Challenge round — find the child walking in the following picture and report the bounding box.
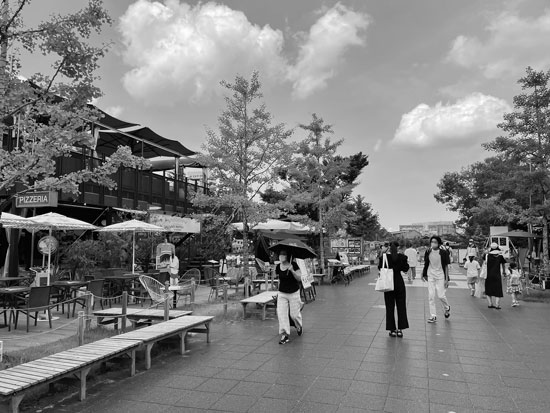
[506,262,522,307]
[464,256,480,296]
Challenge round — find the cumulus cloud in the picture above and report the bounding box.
[288,3,370,99]
[392,93,511,147]
[118,1,368,104]
[447,9,550,78]
[104,105,124,118]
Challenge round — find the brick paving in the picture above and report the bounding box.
[52,266,550,413]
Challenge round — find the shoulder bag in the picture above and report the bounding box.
[375,254,394,292]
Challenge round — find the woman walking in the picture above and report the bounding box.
[486,242,506,309]
[379,241,410,337]
[422,236,451,323]
[276,249,303,344]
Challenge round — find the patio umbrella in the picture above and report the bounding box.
[30,212,97,283]
[269,238,317,260]
[0,212,38,228]
[494,230,538,238]
[96,220,166,273]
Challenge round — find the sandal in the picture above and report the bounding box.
[488,305,495,308]
[396,330,403,338]
[389,331,397,337]
[495,306,501,310]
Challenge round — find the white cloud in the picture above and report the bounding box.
[373,139,382,152]
[392,93,511,147]
[288,3,370,99]
[447,9,550,78]
[104,105,124,118]
[118,1,369,104]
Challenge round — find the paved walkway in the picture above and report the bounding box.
[53,267,550,413]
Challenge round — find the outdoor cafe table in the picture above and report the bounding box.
[51,280,89,318]
[0,277,31,287]
[0,286,30,330]
[104,273,141,294]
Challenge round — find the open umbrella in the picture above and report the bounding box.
[494,230,538,238]
[29,212,97,283]
[269,238,317,260]
[96,220,166,273]
[0,212,40,228]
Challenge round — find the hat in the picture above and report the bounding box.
[490,242,499,250]
[469,239,474,242]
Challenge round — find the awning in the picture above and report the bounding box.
[94,107,138,130]
[96,125,196,158]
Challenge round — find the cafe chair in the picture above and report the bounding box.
[139,275,172,308]
[175,269,201,306]
[12,286,55,332]
[204,267,221,302]
[72,279,105,317]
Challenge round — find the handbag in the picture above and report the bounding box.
[479,254,488,279]
[375,254,394,292]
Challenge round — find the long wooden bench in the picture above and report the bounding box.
[93,308,193,329]
[0,338,139,413]
[240,291,278,320]
[110,315,214,370]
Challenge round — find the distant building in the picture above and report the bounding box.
[389,229,423,240]
[399,221,456,236]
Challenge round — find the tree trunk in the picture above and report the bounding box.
[543,215,549,275]
[0,0,9,134]
[241,208,250,297]
[318,195,326,275]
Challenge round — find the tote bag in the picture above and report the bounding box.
[479,254,488,279]
[375,254,394,292]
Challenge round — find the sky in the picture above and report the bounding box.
[20,0,550,230]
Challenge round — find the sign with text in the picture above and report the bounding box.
[149,214,200,233]
[296,258,313,289]
[16,191,58,208]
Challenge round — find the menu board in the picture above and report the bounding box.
[296,259,313,289]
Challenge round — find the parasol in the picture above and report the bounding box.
[494,230,538,238]
[269,238,317,260]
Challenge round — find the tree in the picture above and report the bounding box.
[483,67,550,270]
[346,195,386,239]
[197,71,292,294]
[0,1,149,275]
[280,114,359,272]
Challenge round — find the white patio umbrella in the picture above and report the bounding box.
[0,212,37,228]
[96,219,166,273]
[29,212,98,283]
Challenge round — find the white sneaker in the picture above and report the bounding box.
[470,289,475,296]
[427,316,437,323]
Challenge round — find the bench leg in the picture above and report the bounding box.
[179,331,187,354]
[8,394,24,413]
[129,349,136,376]
[79,367,91,401]
[262,304,266,321]
[242,303,248,319]
[145,343,154,370]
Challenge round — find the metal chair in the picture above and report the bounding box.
[72,279,105,316]
[204,267,221,301]
[226,267,244,292]
[175,269,201,306]
[139,275,172,308]
[12,286,56,332]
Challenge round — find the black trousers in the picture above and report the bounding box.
[384,285,409,331]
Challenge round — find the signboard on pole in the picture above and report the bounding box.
[15,191,58,208]
[149,214,200,233]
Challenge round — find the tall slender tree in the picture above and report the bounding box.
[198,71,292,294]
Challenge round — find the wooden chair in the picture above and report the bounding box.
[226,267,244,293]
[139,275,172,308]
[12,286,56,332]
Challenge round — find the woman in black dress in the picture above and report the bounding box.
[485,242,506,309]
[378,241,410,337]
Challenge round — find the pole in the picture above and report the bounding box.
[164,281,169,321]
[190,278,195,311]
[223,282,228,319]
[77,311,85,346]
[85,292,92,330]
[132,230,136,274]
[47,227,52,285]
[30,208,36,269]
[121,291,128,332]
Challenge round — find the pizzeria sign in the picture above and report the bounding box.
[16,191,58,208]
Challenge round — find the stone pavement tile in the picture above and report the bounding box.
[214,350,248,360]
[326,358,362,370]
[467,382,509,397]
[302,387,346,405]
[348,380,389,396]
[198,377,239,393]
[428,389,473,409]
[264,383,308,400]
[209,393,258,412]
[354,369,391,383]
[213,367,253,380]
[393,364,429,377]
[463,372,505,385]
[227,380,272,397]
[322,366,358,380]
[229,358,266,370]
[383,397,430,413]
[469,394,519,412]
[429,377,469,393]
[276,373,314,387]
[428,368,467,382]
[429,402,474,413]
[157,374,208,390]
[172,390,222,409]
[293,400,339,413]
[358,360,394,373]
[201,357,236,368]
[162,407,210,413]
[121,386,189,405]
[390,374,429,389]
[501,376,548,390]
[243,370,280,384]
[313,377,353,392]
[387,384,429,403]
[247,397,296,412]
[80,398,170,413]
[178,365,223,378]
[336,407,382,413]
[341,392,386,410]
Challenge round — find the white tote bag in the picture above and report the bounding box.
[375,254,394,292]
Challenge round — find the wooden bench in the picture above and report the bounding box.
[110,315,214,370]
[93,308,193,329]
[0,338,139,413]
[240,291,277,320]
